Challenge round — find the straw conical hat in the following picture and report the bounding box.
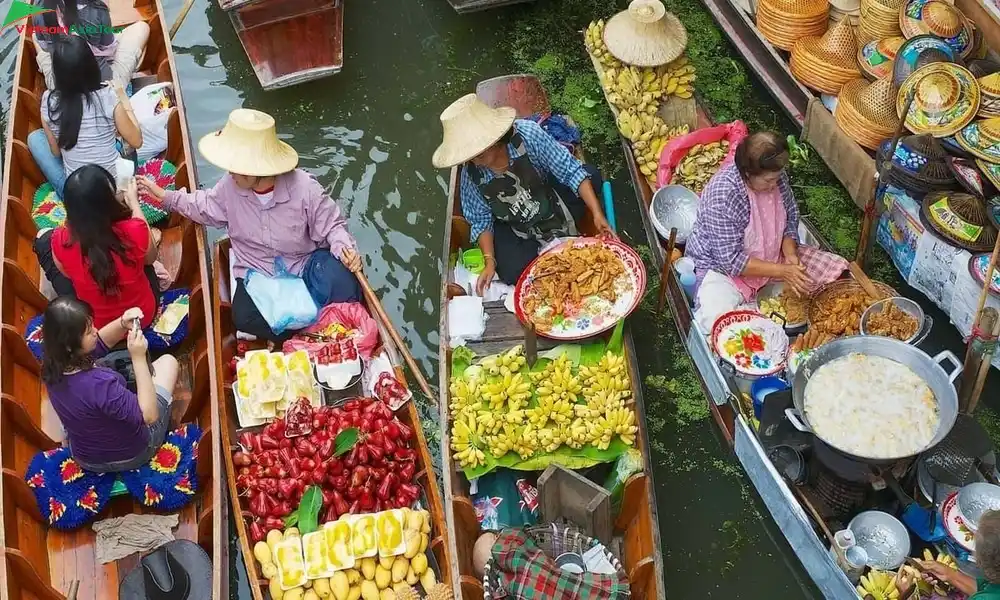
[858,36,905,79]
[979,73,1000,118]
[432,94,516,169]
[789,20,862,94]
[835,77,901,149]
[899,0,974,58]
[198,109,299,177]
[898,62,980,137]
[956,118,1000,163]
[603,0,688,66]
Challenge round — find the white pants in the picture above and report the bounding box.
[693,270,752,333]
[34,21,150,90]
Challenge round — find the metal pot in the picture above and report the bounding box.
[785,336,962,463]
[756,281,808,336]
[859,296,933,346]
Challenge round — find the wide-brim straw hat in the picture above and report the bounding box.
[877,134,956,193]
[897,62,980,137]
[978,159,1000,191]
[756,0,829,50]
[198,109,299,177]
[831,0,861,12]
[946,156,993,198]
[891,34,957,88]
[789,20,862,94]
[858,36,906,79]
[956,118,1000,163]
[835,77,901,149]
[432,94,516,169]
[603,0,688,67]
[979,73,1000,118]
[919,190,998,252]
[899,0,974,58]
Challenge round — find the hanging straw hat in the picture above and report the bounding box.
[979,73,1000,118]
[432,94,516,169]
[603,0,688,67]
[899,0,974,58]
[859,0,905,44]
[919,190,998,251]
[956,118,1000,163]
[877,134,956,193]
[756,0,829,51]
[835,77,901,149]
[858,36,906,80]
[789,20,862,94]
[897,62,980,137]
[198,109,299,177]
[891,34,957,88]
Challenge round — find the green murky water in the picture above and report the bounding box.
[0,0,820,596]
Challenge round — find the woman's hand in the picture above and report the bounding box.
[593,213,617,238]
[137,176,167,201]
[127,324,148,359]
[119,307,144,329]
[340,248,363,273]
[125,177,140,208]
[780,263,813,296]
[476,260,496,296]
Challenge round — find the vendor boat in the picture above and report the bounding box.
[0,1,225,598]
[218,0,344,90]
[437,74,665,600]
[210,237,452,599]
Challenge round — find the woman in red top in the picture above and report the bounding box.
[33,164,161,329]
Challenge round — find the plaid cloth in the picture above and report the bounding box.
[796,245,849,294]
[489,529,630,599]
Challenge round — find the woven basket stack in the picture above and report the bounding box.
[756,0,830,51]
[790,19,862,94]
[829,0,861,28]
[858,0,904,44]
[835,76,901,148]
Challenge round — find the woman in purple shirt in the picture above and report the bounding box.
[138,108,362,342]
[42,297,179,472]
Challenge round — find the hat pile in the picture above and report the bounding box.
[756,0,829,51]
[829,0,861,28]
[947,156,993,198]
[876,134,956,193]
[956,117,1000,163]
[858,36,906,80]
[836,77,901,149]
[603,0,688,67]
[979,73,1000,118]
[859,0,905,44]
[790,20,862,94]
[892,35,957,88]
[899,0,974,59]
[920,190,998,252]
[897,62,980,137]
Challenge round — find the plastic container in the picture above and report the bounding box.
[750,375,789,419]
[674,257,695,275]
[679,271,697,299]
[462,248,486,274]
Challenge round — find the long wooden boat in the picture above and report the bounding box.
[218,0,344,91]
[437,74,665,600]
[210,236,451,599]
[446,0,536,14]
[0,1,225,598]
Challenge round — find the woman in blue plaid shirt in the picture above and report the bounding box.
[433,94,614,295]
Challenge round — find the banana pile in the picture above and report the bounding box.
[916,549,957,596]
[857,569,900,600]
[922,548,957,569]
[670,141,730,193]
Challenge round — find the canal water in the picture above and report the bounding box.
[0,0,820,596]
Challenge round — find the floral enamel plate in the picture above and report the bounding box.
[514,236,646,340]
[968,253,1000,297]
[942,491,976,552]
[710,310,789,376]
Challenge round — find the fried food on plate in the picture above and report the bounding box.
[522,242,626,328]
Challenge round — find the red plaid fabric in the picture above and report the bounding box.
[798,245,849,294]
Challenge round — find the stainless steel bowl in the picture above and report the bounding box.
[848,510,911,570]
[860,296,932,345]
[650,185,699,244]
[756,281,808,332]
[958,482,1000,532]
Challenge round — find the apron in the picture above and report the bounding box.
[467,130,578,242]
[731,185,785,301]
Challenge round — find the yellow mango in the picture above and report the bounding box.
[405,511,423,532]
[360,558,376,580]
[254,541,273,565]
[374,565,392,589]
[285,588,305,600]
[380,591,396,600]
[403,531,421,559]
[405,566,418,586]
[304,591,320,600]
[420,569,437,591]
[260,563,277,580]
[360,580,380,600]
[330,572,350,600]
[379,556,395,570]
[269,578,285,600]
[391,557,409,583]
[418,534,428,555]
[347,584,362,600]
[345,569,361,585]
[410,553,427,576]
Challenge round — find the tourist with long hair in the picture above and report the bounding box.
[33,165,161,330]
[41,297,178,472]
[32,0,150,90]
[27,35,142,197]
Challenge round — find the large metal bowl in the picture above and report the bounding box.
[848,511,911,570]
[785,336,962,463]
[860,296,932,346]
[650,185,699,244]
[958,482,1000,532]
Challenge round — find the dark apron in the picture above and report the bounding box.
[466,131,578,243]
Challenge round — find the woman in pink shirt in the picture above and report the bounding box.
[139,109,362,342]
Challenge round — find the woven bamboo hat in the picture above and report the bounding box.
[831,0,861,12]
[891,35,957,88]
[789,20,862,94]
[968,59,1000,78]
[829,7,861,27]
[956,118,1000,163]
[198,109,299,177]
[835,77,901,149]
[756,0,829,51]
[876,134,956,193]
[432,94,516,169]
[920,190,998,251]
[899,0,974,58]
[978,159,1000,190]
[859,0,905,44]
[858,36,906,80]
[898,62,980,137]
[946,156,993,198]
[979,73,1000,118]
[603,0,688,67]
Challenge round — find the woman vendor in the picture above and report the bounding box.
[138,108,362,342]
[917,510,1000,599]
[685,131,848,331]
[432,94,614,296]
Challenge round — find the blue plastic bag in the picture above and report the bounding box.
[244,258,318,335]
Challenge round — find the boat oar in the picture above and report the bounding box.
[355,271,437,405]
[656,227,678,314]
[168,0,198,39]
[601,181,617,233]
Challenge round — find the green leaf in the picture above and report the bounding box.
[334,428,360,457]
[283,512,299,528]
[580,97,598,109]
[451,345,476,373]
[296,486,323,534]
[607,321,625,354]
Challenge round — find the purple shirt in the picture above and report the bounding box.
[684,163,799,281]
[46,338,148,465]
[162,169,358,279]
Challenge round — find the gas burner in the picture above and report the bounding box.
[812,467,868,519]
[813,440,876,484]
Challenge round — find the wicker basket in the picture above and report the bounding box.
[790,20,862,94]
[482,523,631,599]
[808,279,898,331]
[756,0,829,50]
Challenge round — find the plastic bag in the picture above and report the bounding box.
[281,301,381,360]
[656,120,749,190]
[244,258,318,335]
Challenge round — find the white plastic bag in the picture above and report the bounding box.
[244,258,318,335]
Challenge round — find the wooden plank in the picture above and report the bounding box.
[538,464,613,544]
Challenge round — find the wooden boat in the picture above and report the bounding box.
[446,0,536,13]
[0,1,225,599]
[210,237,451,599]
[437,74,665,600]
[218,0,344,91]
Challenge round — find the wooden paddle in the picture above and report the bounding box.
[849,261,883,299]
[355,271,437,405]
[169,0,198,39]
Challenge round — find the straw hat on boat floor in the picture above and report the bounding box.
[602,0,688,67]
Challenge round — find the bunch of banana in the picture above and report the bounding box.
[451,413,487,469]
[560,418,590,450]
[529,392,575,429]
[474,410,504,437]
[856,569,900,600]
[584,19,620,69]
[481,345,527,378]
[919,549,957,595]
[656,57,697,100]
[670,140,731,193]
[536,426,565,453]
[486,423,537,459]
[580,351,632,415]
[449,374,483,421]
[922,548,957,569]
[482,371,532,411]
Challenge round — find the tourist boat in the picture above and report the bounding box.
[218,0,344,90]
[0,0,225,598]
[446,0,536,13]
[210,237,452,599]
[437,74,665,600]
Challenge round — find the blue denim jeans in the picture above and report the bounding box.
[27,129,66,198]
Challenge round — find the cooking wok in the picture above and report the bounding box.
[784,336,962,463]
